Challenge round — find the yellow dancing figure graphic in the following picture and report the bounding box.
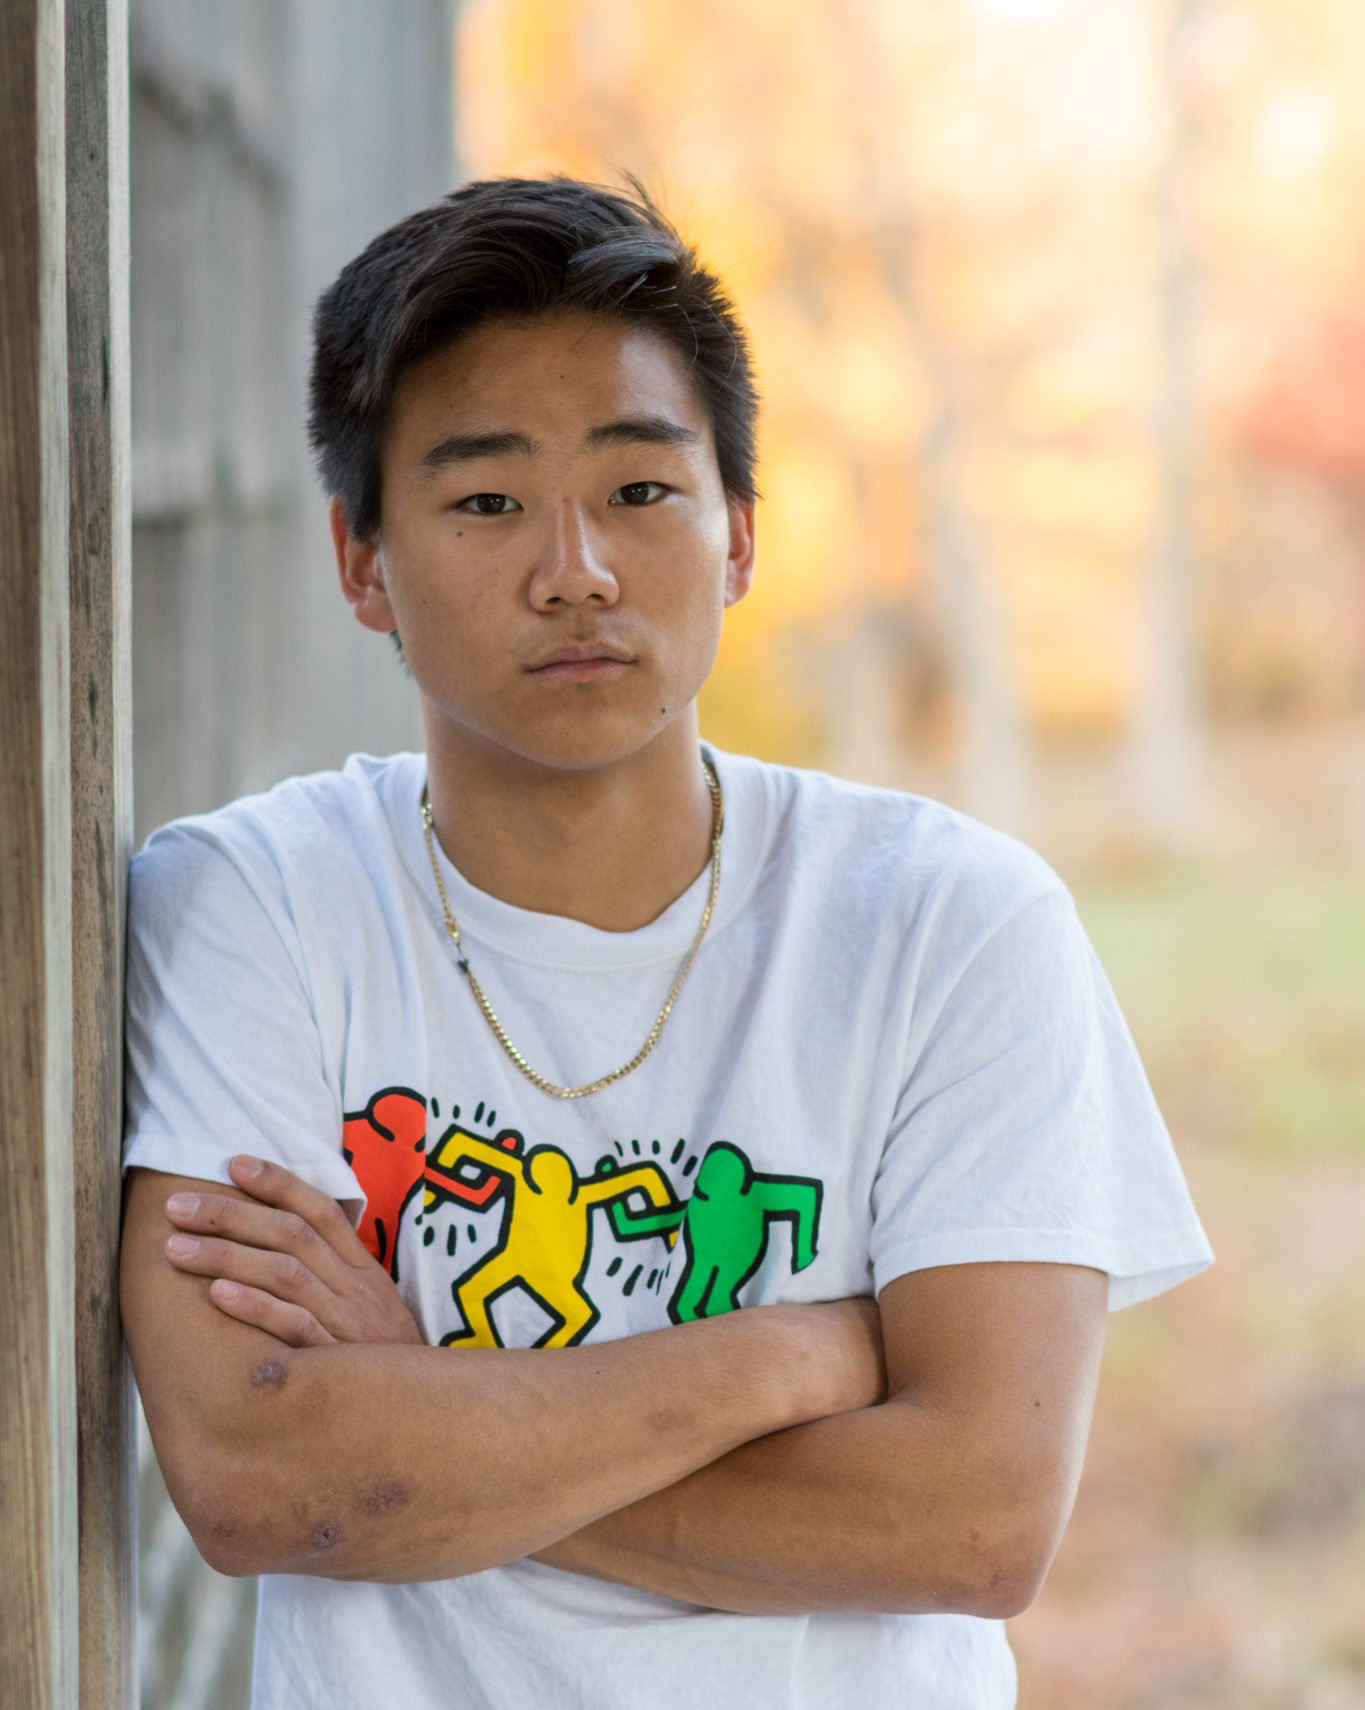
[426,1128,683,1347]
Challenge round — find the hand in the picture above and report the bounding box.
[162,1155,424,1349]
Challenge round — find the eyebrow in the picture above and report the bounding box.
[584,415,702,451]
[419,415,701,471]
[420,430,538,470]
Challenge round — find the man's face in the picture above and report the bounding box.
[335,311,754,775]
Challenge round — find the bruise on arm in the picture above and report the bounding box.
[121,1168,416,1575]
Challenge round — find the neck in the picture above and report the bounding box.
[421,713,716,933]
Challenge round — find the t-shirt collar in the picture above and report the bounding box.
[389,744,770,973]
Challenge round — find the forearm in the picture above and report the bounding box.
[535,1264,1108,1618]
[142,1312,846,1584]
[533,1397,1050,1617]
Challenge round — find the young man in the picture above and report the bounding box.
[120,178,1211,1710]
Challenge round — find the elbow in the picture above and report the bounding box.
[948,1511,1060,1620]
[158,1406,326,1578]
[956,1549,1050,1621]
[148,1359,354,1578]
[180,1465,354,1579]
[875,1508,1059,1620]
[191,1525,266,1581]
[172,1456,287,1578]
[169,1441,425,1582]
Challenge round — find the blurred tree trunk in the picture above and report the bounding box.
[910,293,1030,836]
[824,458,905,788]
[832,5,1031,836]
[1133,0,1206,853]
[873,219,1031,837]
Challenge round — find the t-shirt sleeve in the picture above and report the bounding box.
[122,822,361,1204]
[869,881,1213,1311]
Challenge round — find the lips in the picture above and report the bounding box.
[526,640,635,681]
[528,640,635,670]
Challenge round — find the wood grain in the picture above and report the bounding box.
[0,2,79,1707]
[67,2,136,1706]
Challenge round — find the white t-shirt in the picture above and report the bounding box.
[124,747,1212,1710]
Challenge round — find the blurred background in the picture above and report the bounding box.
[130,1,1365,1706]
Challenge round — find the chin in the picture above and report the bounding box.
[433,706,673,778]
[511,724,677,775]
[426,679,700,777]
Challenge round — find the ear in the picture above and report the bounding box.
[331,496,398,634]
[723,497,756,608]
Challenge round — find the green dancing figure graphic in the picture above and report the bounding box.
[668,1141,822,1322]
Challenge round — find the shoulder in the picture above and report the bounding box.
[129,751,423,923]
[721,749,1067,949]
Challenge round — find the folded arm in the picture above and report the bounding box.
[132,1159,1105,1614]
[120,1163,883,1584]
[533,1260,1107,1616]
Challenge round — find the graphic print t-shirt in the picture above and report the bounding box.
[123,748,1212,1710]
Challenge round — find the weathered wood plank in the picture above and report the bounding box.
[0,1,79,1708]
[67,1,137,1706]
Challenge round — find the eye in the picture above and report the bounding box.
[456,493,522,516]
[609,481,669,507]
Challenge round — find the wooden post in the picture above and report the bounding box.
[1,0,134,1705]
[68,0,137,1704]
[0,0,79,1706]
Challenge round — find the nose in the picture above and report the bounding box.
[527,498,619,611]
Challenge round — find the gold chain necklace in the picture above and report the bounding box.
[420,760,723,1100]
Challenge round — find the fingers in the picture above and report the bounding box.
[225,1156,371,1267]
[166,1230,339,1325]
[164,1181,356,1295]
[206,1277,336,1348]
[162,1164,426,1350]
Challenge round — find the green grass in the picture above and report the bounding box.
[1071,866,1365,1159]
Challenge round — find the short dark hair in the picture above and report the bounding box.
[309,176,759,541]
